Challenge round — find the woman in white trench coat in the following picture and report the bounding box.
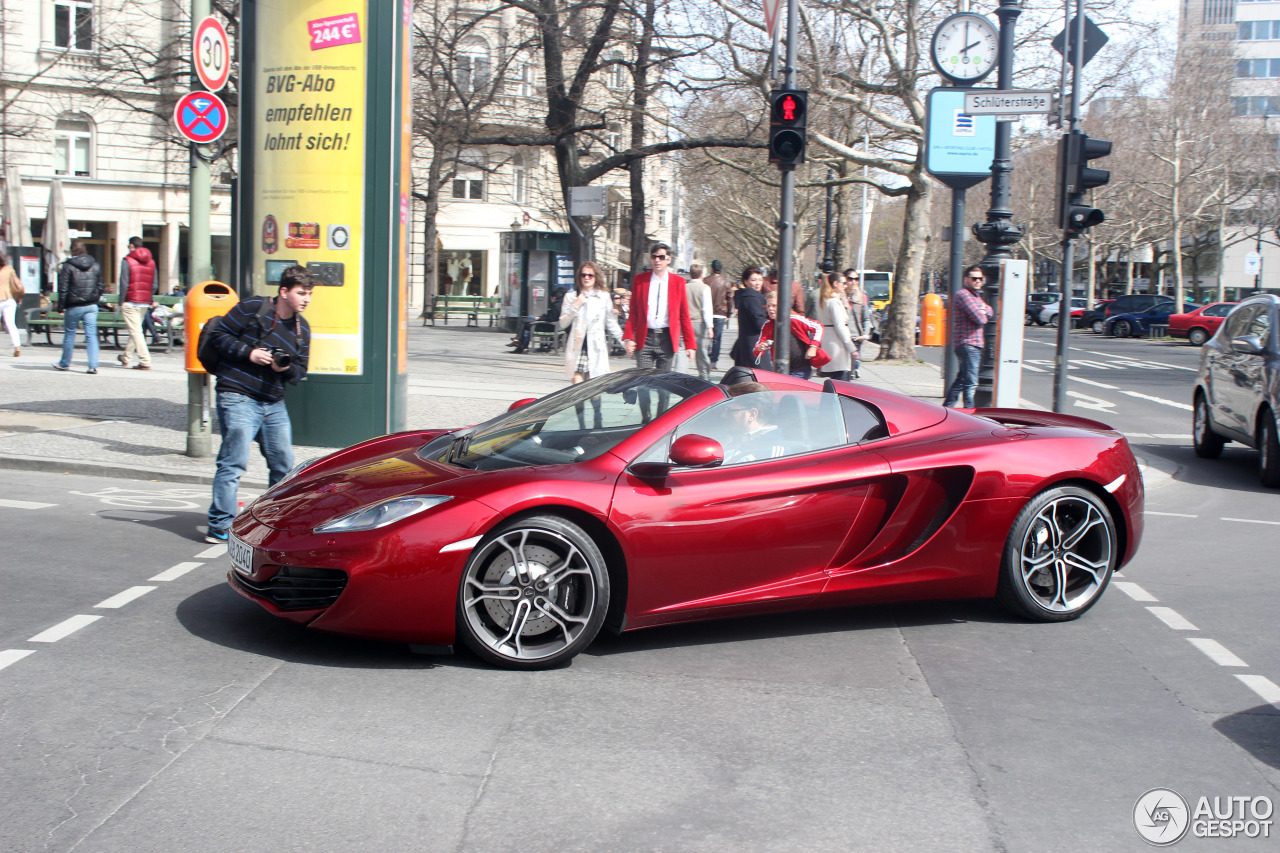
[815,273,856,382]
[559,260,622,383]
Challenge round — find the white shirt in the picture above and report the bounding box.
[646,270,670,330]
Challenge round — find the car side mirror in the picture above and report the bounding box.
[669,433,724,469]
[1231,335,1264,355]
[507,397,538,412]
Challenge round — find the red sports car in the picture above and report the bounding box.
[227,368,1144,669]
[1168,302,1236,346]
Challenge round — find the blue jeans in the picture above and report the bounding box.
[207,391,294,533]
[710,317,726,366]
[58,304,99,369]
[944,343,982,408]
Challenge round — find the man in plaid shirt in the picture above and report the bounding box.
[943,265,995,408]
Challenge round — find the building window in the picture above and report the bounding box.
[1201,0,1234,25]
[457,38,491,95]
[452,149,485,200]
[659,180,669,198]
[658,209,666,228]
[54,0,93,50]
[606,52,627,90]
[515,63,534,98]
[1240,20,1280,40]
[1234,96,1280,116]
[512,154,527,204]
[53,117,93,177]
[1236,57,1280,77]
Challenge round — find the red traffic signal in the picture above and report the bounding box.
[769,89,808,168]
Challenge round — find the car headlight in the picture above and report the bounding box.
[313,495,453,533]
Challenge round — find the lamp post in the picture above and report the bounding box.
[970,0,1023,408]
[822,166,836,273]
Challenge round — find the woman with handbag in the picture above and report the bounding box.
[0,252,24,357]
[559,260,622,384]
[730,266,771,370]
[846,274,874,379]
[815,273,856,381]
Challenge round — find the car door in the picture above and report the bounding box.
[1238,305,1274,437]
[1214,304,1263,435]
[609,388,891,626]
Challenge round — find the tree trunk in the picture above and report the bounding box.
[878,173,932,359]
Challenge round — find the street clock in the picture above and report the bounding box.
[931,12,999,85]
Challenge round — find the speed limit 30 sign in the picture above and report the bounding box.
[193,16,230,92]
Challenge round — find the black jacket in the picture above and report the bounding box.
[208,296,311,403]
[731,287,769,367]
[58,254,105,310]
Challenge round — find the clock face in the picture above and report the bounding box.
[931,13,999,84]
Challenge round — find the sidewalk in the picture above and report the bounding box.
[0,323,944,487]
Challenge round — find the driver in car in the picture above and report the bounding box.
[721,382,790,464]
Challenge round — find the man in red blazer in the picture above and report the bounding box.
[622,243,697,371]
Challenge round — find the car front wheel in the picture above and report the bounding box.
[1188,327,1209,346]
[1112,320,1132,338]
[1193,393,1225,459]
[1260,411,1280,488]
[1091,319,1105,334]
[458,515,610,669]
[996,486,1117,622]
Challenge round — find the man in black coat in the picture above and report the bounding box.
[52,241,105,373]
[730,266,771,370]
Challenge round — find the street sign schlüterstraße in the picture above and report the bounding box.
[963,90,1055,116]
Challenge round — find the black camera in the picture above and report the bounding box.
[268,347,292,368]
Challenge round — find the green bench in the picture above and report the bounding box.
[25,293,185,350]
[423,294,502,327]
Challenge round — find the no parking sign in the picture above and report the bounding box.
[174,91,228,144]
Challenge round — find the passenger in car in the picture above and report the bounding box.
[722,382,791,464]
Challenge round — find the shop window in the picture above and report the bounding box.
[54,0,93,51]
[54,117,93,177]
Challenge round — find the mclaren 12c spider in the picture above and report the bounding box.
[227,368,1144,669]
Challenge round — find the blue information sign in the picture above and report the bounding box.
[924,88,996,190]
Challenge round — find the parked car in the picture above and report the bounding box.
[1192,294,1280,487]
[1082,294,1169,334]
[1168,302,1236,346]
[226,367,1144,668]
[1026,291,1062,325]
[1103,302,1196,338]
[1037,297,1089,328]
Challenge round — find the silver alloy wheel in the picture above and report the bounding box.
[1016,495,1113,614]
[1188,327,1209,346]
[1113,320,1131,338]
[460,524,601,664]
[1091,319,1104,334]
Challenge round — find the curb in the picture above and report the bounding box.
[0,453,271,488]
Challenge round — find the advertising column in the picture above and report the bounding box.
[240,0,409,446]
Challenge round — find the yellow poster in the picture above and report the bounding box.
[253,0,367,375]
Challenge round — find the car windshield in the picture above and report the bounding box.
[419,369,716,471]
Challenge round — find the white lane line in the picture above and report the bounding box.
[150,562,203,582]
[30,615,102,643]
[1147,511,1198,518]
[94,586,157,609]
[1120,390,1193,411]
[1222,517,1280,527]
[1068,390,1116,411]
[1113,582,1158,602]
[1021,363,1047,373]
[0,499,57,509]
[1187,638,1248,667]
[1147,607,1199,631]
[0,650,36,671]
[1236,674,1280,706]
[1152,434,1190,439]
[196,544,226,559]
[1070,376,1120,389]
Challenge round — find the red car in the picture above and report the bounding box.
[1168,302,1236,346]
[227,368,1144,669]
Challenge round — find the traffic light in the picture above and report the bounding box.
[769,89,808,168]
[1057,130,1112,233]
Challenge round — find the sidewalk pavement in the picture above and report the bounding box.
[0,324,947,488]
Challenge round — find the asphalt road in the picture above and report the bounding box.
[3,354,1279,852]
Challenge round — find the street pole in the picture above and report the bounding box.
[822,167,836,273]
[771,0,801,376]
[1053,0,1086,414]
[971,0,1023,408]
[187,0,213,458]
[944,188,966,392]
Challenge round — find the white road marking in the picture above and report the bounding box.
[196,544,226,559]
[1152,434,1190,439]
[0,499,57,509]
[1120,390,1193,411]
[1222,517,1280,527]
[0,650,36,671]
[1072,359,1115,370]
[1187,638,1248,667]
[1069,390,1116,412]
[1070,376,1119,389]
[1236,674,1280,706]
[30,615,102,643]
[1147,607,1199,630]
[150,562,203,582]
[94,586,157,609]
[1147,511,1198,518]
[1021,363,1047,373]
[1113,582,1158,602]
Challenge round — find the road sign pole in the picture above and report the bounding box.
[187,0,214,458]
[772,0,800,375]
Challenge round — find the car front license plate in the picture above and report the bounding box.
[228,533,255,576]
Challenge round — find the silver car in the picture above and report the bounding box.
[1193,294,1280,487]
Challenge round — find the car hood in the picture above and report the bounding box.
[249,443,469,532]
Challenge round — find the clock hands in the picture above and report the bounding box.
[961,40,983,56]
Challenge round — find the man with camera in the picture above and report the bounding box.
[204,266,314,544]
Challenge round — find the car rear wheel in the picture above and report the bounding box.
[1193,393,1225,459]
[1188,327,1209,346]
[996,486,1116,622]
[457,515,609,669]
[1112,320,1132,338]
[1048,314,1059,328]
[1091,319,1105,334]
[1260,411,1280,488]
